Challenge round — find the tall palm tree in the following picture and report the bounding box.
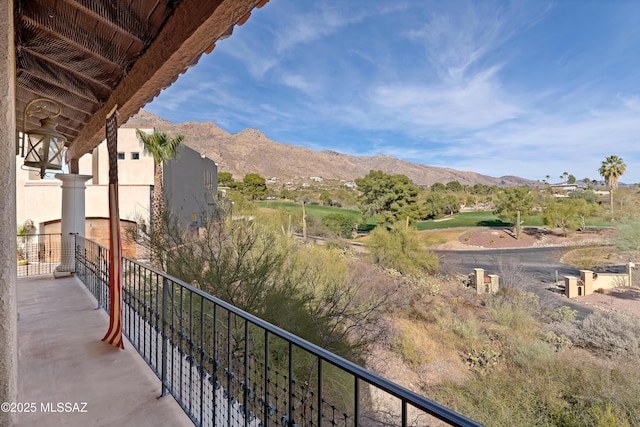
[598,155,626,221]
[136,129,184,266]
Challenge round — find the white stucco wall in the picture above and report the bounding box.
[16,126,156,231]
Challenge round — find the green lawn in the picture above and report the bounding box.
[256,201,366,222]
[257,203,611,232]
[416,211,545,230]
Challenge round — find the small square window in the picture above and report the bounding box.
[117,152,125,160]
[131,152,140,160]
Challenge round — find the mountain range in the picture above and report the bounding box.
[125,110,536,187]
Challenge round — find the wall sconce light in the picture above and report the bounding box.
[18,97,66,178]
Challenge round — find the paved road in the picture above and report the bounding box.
[436,246,579,285]
[435,246,594,318]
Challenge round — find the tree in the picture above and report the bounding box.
[430,182,447,192]
[322,213,357,238]
[569,189,598,204]
[423,193,443,219]
[573,198,599,231]
[442,194,461,215]
[494,187,534,239]
[218,171,236,187]
[242,173,267,200]
[599,155,626,220]
[542,199,579,236]
[355,170,422,224]
[319,191,333,206]
[366,223,439,275]
[136,128,184,266]
[445,181,464,192]
[567,174,576,184]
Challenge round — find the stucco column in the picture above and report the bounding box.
[54,174,92,275]
[0,0,17,425]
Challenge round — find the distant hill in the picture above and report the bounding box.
[125,110,536,187]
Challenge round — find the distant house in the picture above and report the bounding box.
[550,182,580,193]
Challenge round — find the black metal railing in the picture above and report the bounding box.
[16,233,73,277]
[74,235,482,427]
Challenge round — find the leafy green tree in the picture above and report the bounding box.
[423,193,443,219]
[319,191,333,206]
[442,194,461,215]
[567,174,576,184]
[366,223,439,275]
[136,128,184,267]
[569,189,598,204]
[599,155,627,220]
[242,173,267,200]
[573,198,599,231]
[446,181,464,192]
[430,182,447,192]
[542,199,579,236]
[494,187,534,239]
[355,170,422,224]
[280,188,294,200]
[322,213,357,238]
[218,171,236,187]
[469,183,493,210]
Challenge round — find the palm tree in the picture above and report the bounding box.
[136,129,184,266]
[598,155,626,221]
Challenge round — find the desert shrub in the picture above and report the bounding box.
[543,331,573,352]
[485,288,540,331]
[466,344,502,374]
[366,223,439,275]
[450,317,483,342]
[562,246,607,271]
[433,357,640,426]
[322,213,356,238]
[550,305,578,322]
[494,257,535,290]
[508,336,555,369]
[391,329,429,369]
[553,310,640,356]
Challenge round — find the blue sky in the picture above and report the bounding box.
[147,0,640,184]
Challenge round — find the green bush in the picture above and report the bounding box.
[485,289,539,332]
[322,213,357,238]
[366,223,439,275]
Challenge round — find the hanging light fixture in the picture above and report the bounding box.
[19,97,67,178]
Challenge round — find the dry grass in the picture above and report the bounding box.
[418,229,467,246]
[561,245,625,270]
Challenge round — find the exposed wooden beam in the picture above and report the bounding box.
[67,0,266,160]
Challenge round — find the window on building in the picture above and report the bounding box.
[117,152,125,160]
[131,152,140,160]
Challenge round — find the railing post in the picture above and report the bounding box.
[97,246,103,310]
[161,277,169,397]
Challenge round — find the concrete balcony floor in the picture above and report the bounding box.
[16,275,192,427]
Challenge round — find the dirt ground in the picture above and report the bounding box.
[448,227,613,250]
[433,227,640,318]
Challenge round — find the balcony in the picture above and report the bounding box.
[16,234,482,427]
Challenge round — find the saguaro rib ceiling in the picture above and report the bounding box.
[14,0,268,162]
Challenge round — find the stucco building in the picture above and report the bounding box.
[16,123,218,254]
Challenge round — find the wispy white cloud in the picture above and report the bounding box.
[149,0,640,183]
